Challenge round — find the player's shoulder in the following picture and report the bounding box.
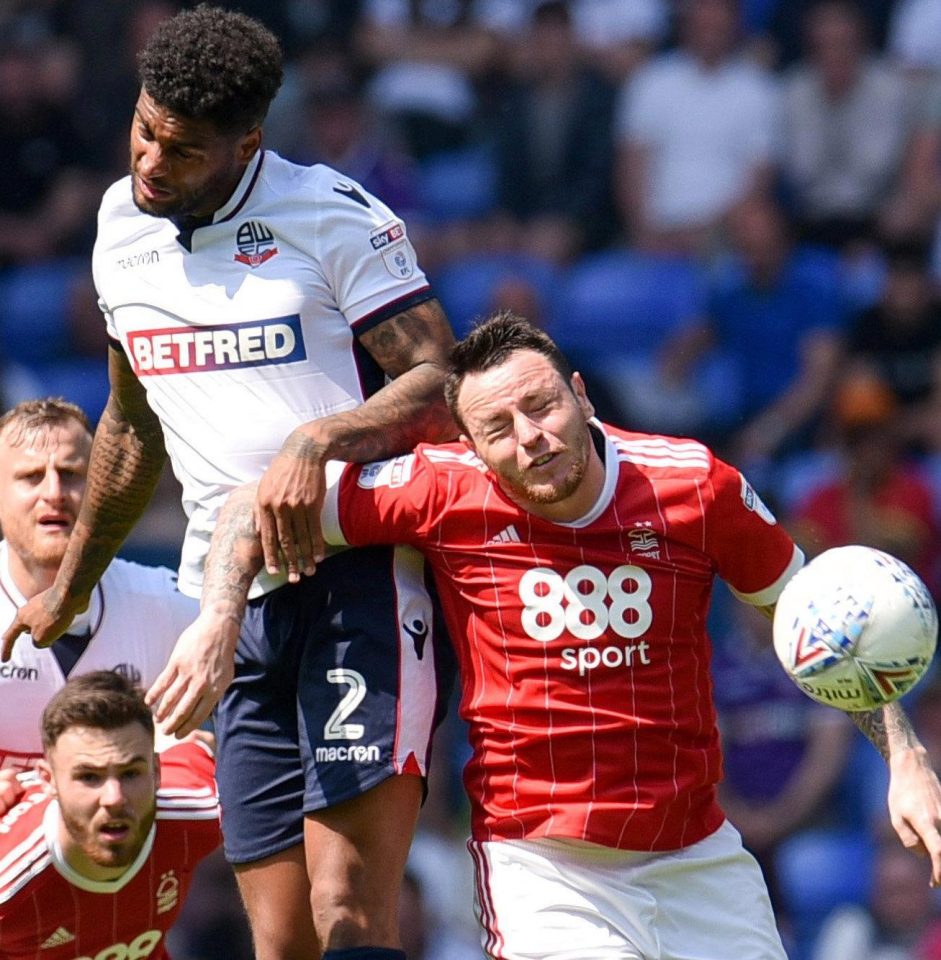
[605,424,714,476]
[0,781,52,905]
[259,153,372,209]
[415,440,486,473]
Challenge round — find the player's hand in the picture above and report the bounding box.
[887,745,941,886]
[145,611,239,738]
[254,427,326,582]
[0,768,24,815]
[0,587,86,662]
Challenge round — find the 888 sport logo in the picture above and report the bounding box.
[519,565,654,676]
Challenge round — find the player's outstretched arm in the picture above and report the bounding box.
[255,298,456,581]
[1,346,167,661]
[147,484,262,737]
[852,702,941,886]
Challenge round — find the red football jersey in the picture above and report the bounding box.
[0,741,220,959]
[323,424,803,851]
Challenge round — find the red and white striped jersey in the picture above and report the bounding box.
[322,423,803,851]
[0,741,220,959]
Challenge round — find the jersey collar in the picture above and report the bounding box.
[557,420,618,529]
[210,148,265,225]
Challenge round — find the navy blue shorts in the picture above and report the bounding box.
[214,544,455,864]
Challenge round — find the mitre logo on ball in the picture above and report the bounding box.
[772,545,938,711]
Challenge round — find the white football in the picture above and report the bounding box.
[772,545,938,711]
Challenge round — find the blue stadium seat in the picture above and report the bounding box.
[430,252,561,337]
[0,259,85,364]
[775,827,874,960]
[552,249,706,363]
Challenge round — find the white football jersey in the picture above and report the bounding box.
[0,542,198,770]
[93,151,432,598]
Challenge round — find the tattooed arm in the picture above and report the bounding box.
[146,484,262,736]
[853,702,941,885]
[1,344,167,660]
[254,298,457,581]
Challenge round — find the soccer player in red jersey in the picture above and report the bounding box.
[0,670,220,959]
[143,313,941,958]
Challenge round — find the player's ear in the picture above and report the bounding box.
[36,759,55,798]
[458,433,477,454]
[571,372,595,420]
[153,753,161,790]
[237,127,262,163]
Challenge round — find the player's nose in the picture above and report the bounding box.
[99,777,126,808]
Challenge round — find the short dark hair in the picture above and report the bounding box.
[137,3,283,134]
[42,671,154,752]
[0,397,90,447]
[444,311,573,428]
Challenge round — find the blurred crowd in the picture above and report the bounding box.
[4,0,941,957]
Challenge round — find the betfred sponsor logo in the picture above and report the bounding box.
[127,315,306,376]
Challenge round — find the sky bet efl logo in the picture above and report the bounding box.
[127,315,306,376]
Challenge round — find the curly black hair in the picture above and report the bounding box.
[137,3,283,134]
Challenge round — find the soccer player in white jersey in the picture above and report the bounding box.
[0,8,456,960]
[0,399,196,772]
[0,670,220,960]
[167,313,941,959]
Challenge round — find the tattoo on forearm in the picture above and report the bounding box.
[59,397,166,596]
[202,489,262,619]
[851,702,919,762]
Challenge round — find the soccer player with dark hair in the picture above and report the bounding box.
[163,312,941,958]
[1,6,457,960]
[0,670,220,959]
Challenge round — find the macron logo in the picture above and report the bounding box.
[127,315,306,376]
[41,928,76,949]
[487,525,521,546]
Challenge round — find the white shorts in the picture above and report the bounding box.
[469,820,786,960]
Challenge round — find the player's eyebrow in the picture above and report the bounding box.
[72,755,149,773]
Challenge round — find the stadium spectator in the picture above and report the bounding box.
[844,240,941,418]
[288,68,421,223]
[780,0,916,250]
[487,0,619,264]
[0,34,103,263]
[613,0,779,256]
[0,398,196,774]
[619,198,846,464]
[566,0,668,83]
[0,670,220,960]
[789,370,940,594]
[0,8,458,960]
[810,838,941,959]
[887,0,941,74]
[880,75,941,243]
[353,0,506,160]
[176,312,941,959]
